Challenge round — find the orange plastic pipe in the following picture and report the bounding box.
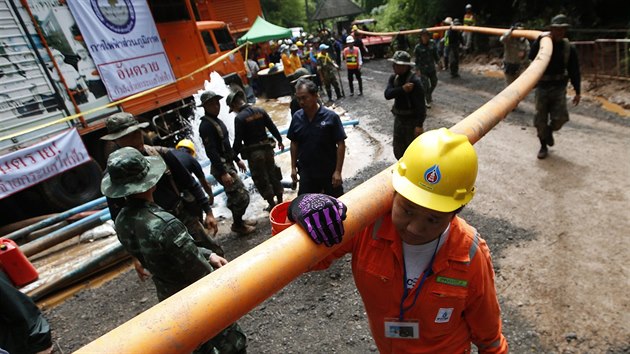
[76,28,551,353]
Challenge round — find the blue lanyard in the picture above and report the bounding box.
[398,235,441,321]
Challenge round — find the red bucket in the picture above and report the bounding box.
[0,238,39,287]
[269,201,294,236]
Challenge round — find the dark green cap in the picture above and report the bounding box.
[101,147,166,198]
[388,50,415,66]
[226,89,245,112]
[198,90,223,107]
[549,14,570,28]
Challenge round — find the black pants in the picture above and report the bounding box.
[347,68,362,94]
[298,174,343,198]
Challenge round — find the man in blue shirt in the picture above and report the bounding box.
[287,79,347,197]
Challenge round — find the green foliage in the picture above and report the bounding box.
[372,0,453,32]
[364,0,386,13]
[261,0,307,28]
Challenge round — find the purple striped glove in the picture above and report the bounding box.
[288,194,347,247]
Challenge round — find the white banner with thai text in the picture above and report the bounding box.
[0,129,90,199]
[67,0,175,101]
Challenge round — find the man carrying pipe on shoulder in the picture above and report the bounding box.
[528,14,581,160]
[287,128,508,353]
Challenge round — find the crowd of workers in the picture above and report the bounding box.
[1,8,583,354]
[247,26,368,102]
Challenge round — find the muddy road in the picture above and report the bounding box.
[44,59,629,353]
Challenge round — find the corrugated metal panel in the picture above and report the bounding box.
[210,0,248,31]
[0,0,70,154]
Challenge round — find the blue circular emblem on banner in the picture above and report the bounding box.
[424,164,441,184]
[90,0,136,34]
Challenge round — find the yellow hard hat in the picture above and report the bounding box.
[176,138,196,157]
[296,41,304,47]
[392,128,477,212]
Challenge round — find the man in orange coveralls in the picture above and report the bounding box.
[287,128,508,353]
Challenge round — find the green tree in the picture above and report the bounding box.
[261,0,307,28]
[373,0,455,32]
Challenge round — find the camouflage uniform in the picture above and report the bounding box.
[385,51,426,159]
[528,14,581,159]
[102,148,246,353]
[316,52,342,101]
[101,113,224,256]
[231,101,284,208]
[199,113,251,226]
[413,34,440,104]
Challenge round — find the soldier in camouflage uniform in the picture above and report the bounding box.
[384,51,426,159]
[528,14,581,159]
[101,147,247,353]
[316,43,342,102]
[227,90,285,212]
[198,91,256,235]
[413,29,440,108]
[101,112,225,257]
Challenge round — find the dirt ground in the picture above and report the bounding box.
[43,58,630,354]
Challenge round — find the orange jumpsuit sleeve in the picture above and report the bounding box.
[464,238,509,353]
[308,229,360,271]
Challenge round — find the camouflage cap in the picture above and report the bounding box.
[388,50,415,66]
[100,112,149,141]
[198,90,223,107]
[101,147,166,198]
[549,14,570,28]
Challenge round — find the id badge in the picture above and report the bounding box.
[384,318,419,339]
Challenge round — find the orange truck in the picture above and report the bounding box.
[194,0,262,35]
[0,0,260,224]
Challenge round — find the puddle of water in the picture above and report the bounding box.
[257,96,293,129]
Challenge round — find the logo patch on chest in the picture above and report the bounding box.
[435,308,454,323]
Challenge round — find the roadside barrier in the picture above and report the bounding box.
[77,26,552,353]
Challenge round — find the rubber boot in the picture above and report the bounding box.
[265,198,276,212]
[546,128,555,147]
[537,138,548,159]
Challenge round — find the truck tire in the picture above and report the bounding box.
[40,160,103,211]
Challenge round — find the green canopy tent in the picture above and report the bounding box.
[237,16,292,45]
